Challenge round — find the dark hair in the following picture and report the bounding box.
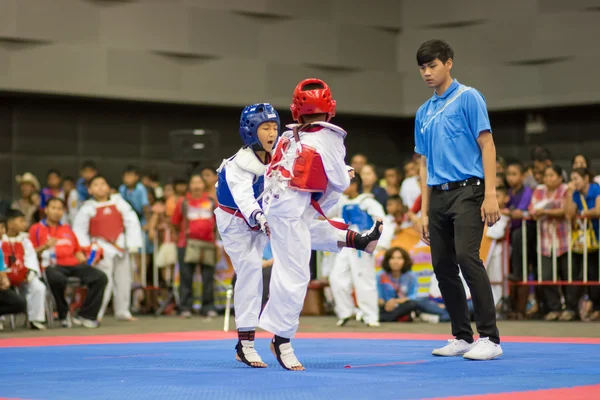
[362,164,379,178]
[531,147,553,163]
[81,160,97,170]
[403,159,416,167]
[63,176,75,183]
[351,153,367,161]
[572,154,591,168]
[5,209,25,222]
[199,166,217,176]
[189,173,204,183]
[89,174,108,186]
[143,169,160,182]
[571,167,593,181]
[46,197,66,208]
[506,159,525,173]
[0,216,6,229]
[546,165,564,181]
[496,185,508,194]
[387,194,403,204]
[416,39,454,65]
[349,173,363,188]
[381,247,413,275]
[123,165,139,175]
[173,177,188,186]
[47,168,61,178]
[496,173,508,188]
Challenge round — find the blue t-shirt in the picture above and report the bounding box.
[119,182,149,224]
[573,183,600,236]
[376,270,418,302]
[0,248,5,272]
[414,79,492,186]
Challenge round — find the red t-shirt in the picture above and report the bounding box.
[29,221,82,267]
[171,193,216,247]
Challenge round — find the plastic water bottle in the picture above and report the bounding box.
[49,248,57,266]
[87,243,98,266]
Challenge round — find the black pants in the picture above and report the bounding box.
[380,300,418,322]
[0,288,27,316]
[232,266,272,308]
[177,247,215,315]
[429,184,500,344]
[45,265,108,320]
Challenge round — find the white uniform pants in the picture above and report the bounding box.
[329,247,379,323]
[216,208,269,330]
[487,245,503,308]
[19,275,46,322]
[96,255,132,320]
[259,189,344,338]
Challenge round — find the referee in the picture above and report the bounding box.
[414,40,502,361]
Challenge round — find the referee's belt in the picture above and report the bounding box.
[433,177,482,191]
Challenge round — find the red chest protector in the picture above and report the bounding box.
[89,203,124,243]
[268,125,328,193]
[2,240,28,286]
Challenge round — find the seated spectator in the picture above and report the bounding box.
[360,164,388,207]
[12,172,41,228]
[529,166,571,321]
[29,198,107,328]
[1,210,47,330]
[171,173,217,318]
[427,271,474,321]
[565,167,600,321]
[73,175,142,322]
[0,245,27,318]
[376,247,418,322]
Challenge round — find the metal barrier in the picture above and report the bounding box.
[514,217,600,286]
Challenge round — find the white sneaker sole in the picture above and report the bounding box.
[463,350,503,361]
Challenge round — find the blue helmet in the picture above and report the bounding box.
[239,103,280,148]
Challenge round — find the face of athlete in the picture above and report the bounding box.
[419,58,453,90]
[257,121,278,153]
[89,178,110,201]
[45,200,65,224]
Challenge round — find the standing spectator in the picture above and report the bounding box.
[141,169,164,200]
[13,172,41,228]
[73,175,142,322]
[382,167,401,196]
[565,167,600,320]
[1,210,47,329]
[360,164,388,207]
[171,173,217,318]
[484,185,510,308]
[119,166,150,228]
[62,176,77,224]
[400,159,421,211]
[350,154,368,174]
[75,161,98,204]
[166,178,188,218]
[572,154,600,185]
[40,169,64,210]
[529,166,570,321]
[200,166,219,205]
[29,198,107,328]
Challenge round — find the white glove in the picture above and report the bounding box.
[254,211,270,237]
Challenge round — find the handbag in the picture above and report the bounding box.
[155,226,178,267]
[571,193,599,254]
[181,199,217,266]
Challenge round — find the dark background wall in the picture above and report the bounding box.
[1,93,599,201]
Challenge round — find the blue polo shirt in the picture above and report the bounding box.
[573,183,600,236]
[414,79,492,186]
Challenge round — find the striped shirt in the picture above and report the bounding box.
[529,183,569,257]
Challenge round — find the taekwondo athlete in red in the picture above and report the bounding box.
[73,175,143,322]
[258,78,384,371]
[1,209,47,330]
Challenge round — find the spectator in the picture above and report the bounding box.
[200,166,219,205]
[529,165,571,321]
[163,183,174,200]
[171,173,217,318]
[1,209,47,330]
[376,247,419,322]
[565,167,600,321]
[29,198,107,328]
[531,147,568,184]
[350,154,368,174]
[400,159,421,211]
[40,169,64,210]
[496,156,506,174]
[62,176,77,224]
[166,178,188,218]
[0,246,27,318]
[359,164,388,207]
[572,154,600,185]
[142,169,164,200]
[75,160,98,204]
[73,175,142,322]
[12,172,41,228]
[382,167,401,196]
[119,165,150,228]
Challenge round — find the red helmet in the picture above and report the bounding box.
[290,78,336,122]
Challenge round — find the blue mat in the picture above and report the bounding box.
[1,339,600,400]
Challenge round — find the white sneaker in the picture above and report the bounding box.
[432,339,475,357]
[364,321,381,327]
[72,316,99,329]
[463,337,503,360]
[420,313,440,324]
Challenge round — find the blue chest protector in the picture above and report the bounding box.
[342,203,374,232]
[216,164,264,210]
